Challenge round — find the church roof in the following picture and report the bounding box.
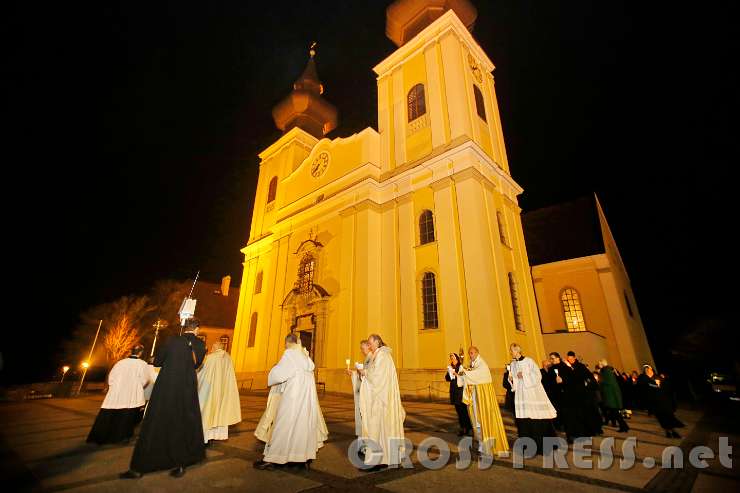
[190,281,239,329]
[522,195,606,266]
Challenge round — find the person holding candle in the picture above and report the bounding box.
[349,340,372,453]
[641,365,683,438]
[357,334,405,471]
[445,352,472,436]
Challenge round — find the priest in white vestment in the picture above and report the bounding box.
[254,333,328,469]
[197,342,242,443]
[358,334,406,470]
[349,339,372,439]
[456,347,509,456]
[508,343,557,454]
[87,344,154,444]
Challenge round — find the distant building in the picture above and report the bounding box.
[522,195,655,372]
[191,276,239,353]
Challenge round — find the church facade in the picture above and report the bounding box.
[230,4,547,397]
[229,2,653,397]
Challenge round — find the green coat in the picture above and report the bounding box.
[599,366,623,409]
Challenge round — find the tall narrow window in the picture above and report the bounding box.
[419,210,435,245]
[407,84,426,122]
[508,272,524,331]
[421,272,439,329]
[473,85,486,122]
[624,290,634,318]
[496,210,509,246]
[254,271,263,294]
[561,288,586,332]
[247,313,258,347]
[219,335,230,352]
[267,176,278,204]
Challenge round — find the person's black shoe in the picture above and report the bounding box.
[665,431,672,438]
[253,460,275,470]
[618,427,629,433]
[119,470,142,479]
[169,466,185,478]
[670,431,681,439]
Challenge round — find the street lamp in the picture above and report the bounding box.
[60,365,70,383]
[77,319,102,395]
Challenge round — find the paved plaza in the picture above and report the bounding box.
[1,391,737,492]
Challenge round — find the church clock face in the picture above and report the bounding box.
[311,151,330,178]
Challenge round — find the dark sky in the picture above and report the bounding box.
[8,1,735,382]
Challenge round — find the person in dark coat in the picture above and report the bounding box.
[120,318,207,479]
[557,351,602,442]
[543,354,564,430]
[641,365,684,438]
[445,352,472,436]
[598,359,629,432]
[502,365,515,413]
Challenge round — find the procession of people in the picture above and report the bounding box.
[83,320,678,479]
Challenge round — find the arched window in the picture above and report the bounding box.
[247,313,258,347]
[496,210,508,246]
[296,253,315,295]
[219,335,230,352]
[421,272,439,329]
[407,84,426,122]
[508,272,524,331]
[561,288,586,332]
[419,210,435,245]
[267,177,278,204]
[473,85,486,122]
[254,271,263,294]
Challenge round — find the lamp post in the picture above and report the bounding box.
[150,319,168,358]
[60,365,70,383]
[78,319,102,395]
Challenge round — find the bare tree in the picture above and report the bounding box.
[103,313,141,363]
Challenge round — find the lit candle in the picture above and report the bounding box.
[345,358,350,370]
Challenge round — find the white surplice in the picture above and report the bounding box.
[509,356,556,419]
[101,357,153,410]
[359,346,406,466]
[263,344,328,464]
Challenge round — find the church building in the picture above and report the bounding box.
[229,1,653,397]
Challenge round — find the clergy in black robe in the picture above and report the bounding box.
[121,319,207,478]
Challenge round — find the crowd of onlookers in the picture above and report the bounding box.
[501,351,684,441]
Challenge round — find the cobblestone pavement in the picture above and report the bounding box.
[1,391,737,492]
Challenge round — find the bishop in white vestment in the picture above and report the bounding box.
[255,334,328,469]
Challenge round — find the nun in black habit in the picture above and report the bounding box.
[121,318,207,479]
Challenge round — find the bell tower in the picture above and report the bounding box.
[375,0,510,174]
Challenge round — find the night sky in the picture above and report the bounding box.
[8,1,735,383]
